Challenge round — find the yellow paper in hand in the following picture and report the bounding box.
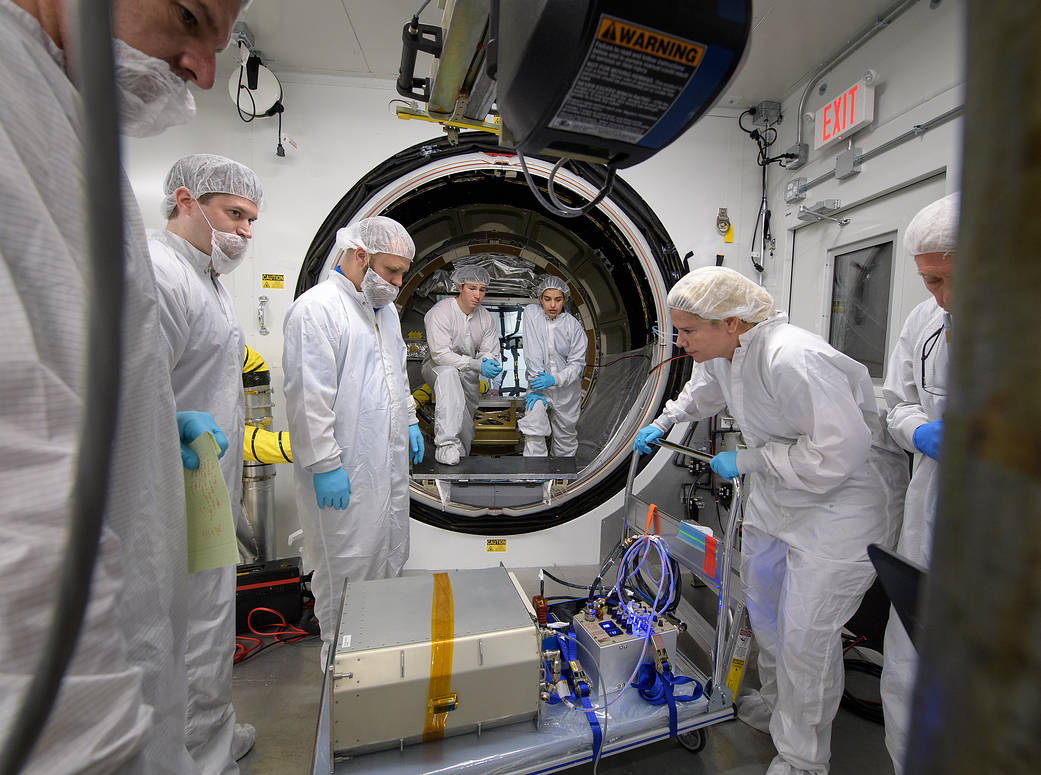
[184,432,239,574]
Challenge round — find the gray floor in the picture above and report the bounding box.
[234,568,895,775]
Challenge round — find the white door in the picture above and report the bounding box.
[787,174,949,385]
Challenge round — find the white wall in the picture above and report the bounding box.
[123,72,763,560]
[763,0,966,308]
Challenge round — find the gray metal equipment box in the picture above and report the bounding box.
[572,612,679,696]
[331,567,541,756]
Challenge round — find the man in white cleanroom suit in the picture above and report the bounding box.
[283,217,423,665]
[517,275,587,456]
[421,265,502,465]
[0,0,243,772]
[151,154,265,773]
[880,192,959,775]
[633,267,907,775]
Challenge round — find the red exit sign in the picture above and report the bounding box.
[813,79,875,151]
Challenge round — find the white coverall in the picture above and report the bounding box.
[283,272,417,661]
[880,298,948,774]
[421,297,499,456]
[0,3,194,772]
[516,303,587,456]
[651,312,907,773]
[150,230,246,775]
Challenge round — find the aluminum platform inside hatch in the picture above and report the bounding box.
[411,456,577,482]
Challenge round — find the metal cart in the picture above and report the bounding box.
[624,439,752,744]
[310,441,747,774]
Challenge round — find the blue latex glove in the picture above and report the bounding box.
[530,371,556,390]
[313,468,351,510]
[177,410,229,470]
[633,425,663,455]
[710,451,740,479]
[480,357,503,379]
[913,421,943,461]
[409,423,425,464]
[525,392,547,411]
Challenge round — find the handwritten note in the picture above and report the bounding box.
[184,432,239,574]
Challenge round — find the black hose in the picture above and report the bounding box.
[841,659,885,724]
[0,3,126,773]
[541,569,593,591]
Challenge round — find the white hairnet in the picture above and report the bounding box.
[451,264,490,286]
[535,274,569,299]
[905,192,960,257]
[162,154,263,218]
[335,216,415,260]
[667,266,774,323]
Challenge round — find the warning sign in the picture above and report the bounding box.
[261,273,285,289]
[486,539,507,553]
[596,18,704,68]
[549,15,707,145]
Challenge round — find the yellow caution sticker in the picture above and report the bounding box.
[486,539,507,553]
[261,273,285,289]
[596,18,705,67]
[726,627,753,699]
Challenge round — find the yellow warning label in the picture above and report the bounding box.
[486,539,507,553]
[597,18,705,67]
[726,658,746,699]
[261,273,285,289]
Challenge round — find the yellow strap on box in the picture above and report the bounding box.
[423,572,455,741]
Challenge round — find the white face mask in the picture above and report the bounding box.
[361,267,399,307]
[112,38,196,138]
[199,204,250,274]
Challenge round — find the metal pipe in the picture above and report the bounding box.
[856,104,964,164]
[653,438,715,465]
[712,475,741,695]
[620,451,641,544]
[795,0,920,150]
[427,0,490,119]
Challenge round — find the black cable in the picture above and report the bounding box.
[541,569,594,591]
[235,44,257,123]
[0,4,125,772]
[737,107,756,135]
[841,659,884,724]
[517,151,617,218]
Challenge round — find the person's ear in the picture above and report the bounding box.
[174,186,195,216]
[724,316,741,334]
[354,247,368,268]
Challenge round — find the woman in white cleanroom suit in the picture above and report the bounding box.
[634,267,907,775]
[517,275,587,456]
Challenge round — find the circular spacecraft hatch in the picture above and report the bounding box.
[297,133,689,535]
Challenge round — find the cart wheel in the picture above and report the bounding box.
[678,727,707,753]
